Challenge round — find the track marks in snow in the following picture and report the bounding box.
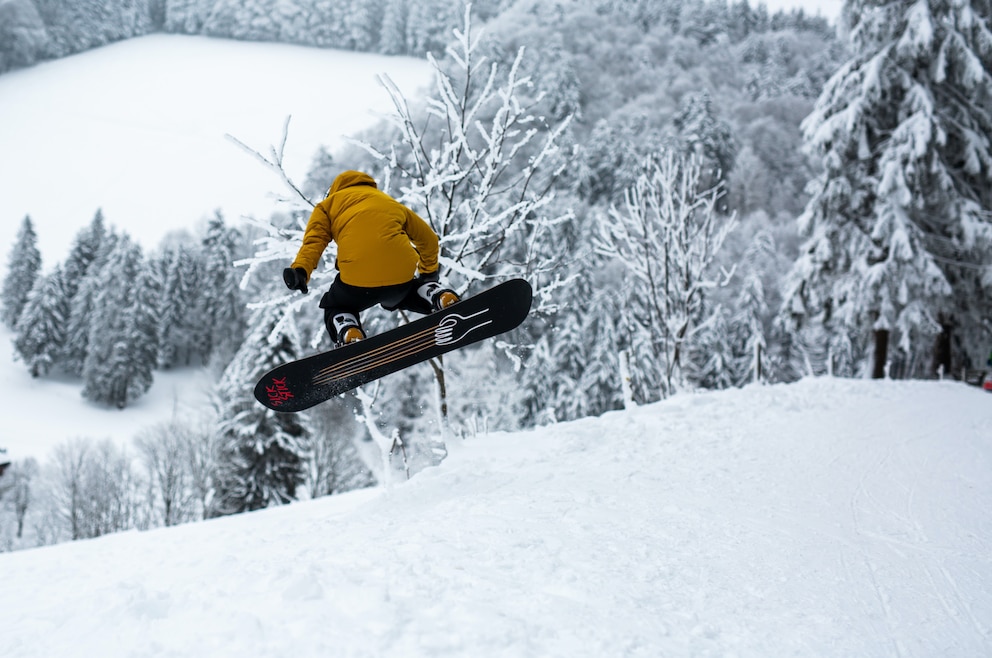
[3,378,991,657]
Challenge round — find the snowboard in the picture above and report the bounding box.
[254,278,533,412]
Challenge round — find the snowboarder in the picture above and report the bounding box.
[283,170,459,346]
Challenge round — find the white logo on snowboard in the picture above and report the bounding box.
[435,309,494,346]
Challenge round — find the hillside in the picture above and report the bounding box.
[0,327,214,462]
[0,34,432,269]
[2,378,990,657]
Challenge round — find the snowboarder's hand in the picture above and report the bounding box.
[283,267,308,294]
[418,269,439,283]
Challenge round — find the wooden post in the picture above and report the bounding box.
[872,329,889,379]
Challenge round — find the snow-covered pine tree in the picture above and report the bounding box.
[212,303,311,515]
[13,265,69,378]
[33,0,153,57]
[129,256,162,386]
[520,334,558,425]
[81,236,157,408]
[688,304,737,390]
[1,216,42,330]
[201,0,272,41]
[339,0,379,51]
[672,91,738,194]
[63,229,120,377]
[531,37,583,124]
[577,268,626,417]
[195,214,246,369]
[61,210,107,303]
[577,116,672,206]
[304,0,346,47]
[0,0,48,73]
[379,0,410,54]
[162,0,209,33]
[157,243,202,369]
[548,308,588,422]
[404,0,461,55]
[730,228,775,385]
[784,0,992,378]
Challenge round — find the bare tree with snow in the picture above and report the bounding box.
[351,5,573,435]
[230,8,572,462]
[597,152,737,400]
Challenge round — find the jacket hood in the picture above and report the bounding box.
[329,170,377,195]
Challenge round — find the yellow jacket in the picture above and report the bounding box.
[291,170,439,287]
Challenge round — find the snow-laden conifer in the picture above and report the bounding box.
[730,229,775,385]
[129,256,162,388]
[63,229,119,377]
[689,305,738,390]
[212,303,311,515]
[195,214,246,369]
[1,216,42,330]
[577,272,626,416]
[61,210,107,303]
[379,0,409,54]
[673,91,737,192]
[13,265,68,377]
[81,236,156,409]
[157,243,202,369]
[0,0,47,72]
[521,335,557,425]
[548,309,588,422]
[784,0,992,376]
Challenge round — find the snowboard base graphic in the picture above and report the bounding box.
[254,278,532,412]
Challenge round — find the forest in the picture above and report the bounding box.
[1,0,990,550]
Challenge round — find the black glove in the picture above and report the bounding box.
[418,269,440,283]
[283,267,308,294]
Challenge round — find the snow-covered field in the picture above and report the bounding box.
[2,377,991,657]
[0,326,213,462]
[0,34,432,269]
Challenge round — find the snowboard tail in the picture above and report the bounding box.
[254,278,532,412]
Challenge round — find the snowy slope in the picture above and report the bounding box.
[0,327,214,462]
[2,378,990,657]
[0,34,432,269]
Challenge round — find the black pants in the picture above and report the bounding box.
[319,275,433,339]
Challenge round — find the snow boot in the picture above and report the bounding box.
[416,280,460,311]
[330,312,365,347]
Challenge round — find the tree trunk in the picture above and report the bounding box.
[872,328,889,379]
[931,317,953,378]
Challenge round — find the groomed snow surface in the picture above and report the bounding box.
[2,377,991,657]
